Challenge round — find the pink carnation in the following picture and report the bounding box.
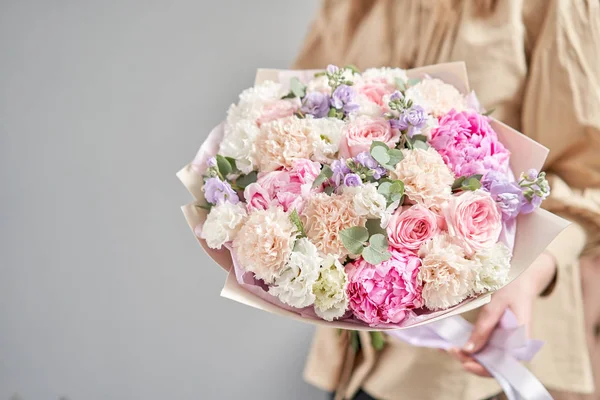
[387,205,441,252]
[429,109,510,177]
[346,248,423,325]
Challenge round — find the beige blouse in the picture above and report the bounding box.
[294,1,600,399]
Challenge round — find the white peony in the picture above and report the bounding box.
[343,183,387,219]
[199,202,248,249]
[405,78,467,117]
[362,67,408,85]
[308,117,345,164]
[472,243,512,294]
[313,255,349,321]
[418,234,478,310]
[269,238,322,308]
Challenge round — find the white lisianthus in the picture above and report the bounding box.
[343,183,387,219]
[418,234,478,310]
[362,67,408,85]
[405,78,467,117]
[269,238,322,308]
[199,202,248,249]
[308,117,345,164]
[313,255,349,321]
[307,75,331,94]
[472,243,512,294]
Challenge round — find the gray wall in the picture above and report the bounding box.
[0,1,325,399]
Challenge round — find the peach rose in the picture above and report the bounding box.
[339,116,400,158]
[387,205,441,252]
[444,190,502,256]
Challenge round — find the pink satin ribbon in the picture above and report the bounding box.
[389,310,552,400]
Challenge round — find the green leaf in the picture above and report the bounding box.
[196,203,213,211]
[407,78,421,87]
[377,181,392,197]
[289,209,306,238]
[462,177,482,191]
[362,234,392,265]
[412,140,429,150]
[389,180,404,202]
[370,141,389,152]
[387,148,404,167]
[339,226,369,255]
[482,108,496,117]
[344,64,360,74]
[452,176,466,190]
[369,233,389,251]
[314,71,327,78]
[328,108,338,118]
[290,77,306,98]
[394,77,406,91]
[236,171,258,189]
[411,134,428,143]
[225,157,239,173]
[365,219,386,236]
[216,154,232,177]
[471,174,483,181]
[312,165,333,188]
[371,146,391,166]
[323,185,335,195]
[281,91,296,99]
[370,331,385,351]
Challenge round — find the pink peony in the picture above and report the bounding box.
[387,205,441,252]
[290,159,321,189]
[444,190,502,256]
[243,182,272,212]
[356,78,396,107]
[256,170,303,213]
[256,100,299,126]
[429,109,510,177]
[346,248,423,325]
[339,116,400,158]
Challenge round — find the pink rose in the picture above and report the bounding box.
[387,205,441,252]
[256,100,299,126]
[444,190,502,256]
[357,78,396,106]
[346,248,423,325]
[429,109,510,176]
[243,182,272,212]
[339,116,400,158]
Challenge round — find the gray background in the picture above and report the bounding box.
[0,1,325,399]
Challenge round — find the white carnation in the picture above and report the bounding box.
[308,117,345,164]
[307,75,331,94]
[219,118,260,174]
[343,183,387,219]
[405,78,467,117]
[472,243,511,294]
[362,67,408,85]
[269,238,322,308]
[313,255,349,321]
[351,93,384,118]
[200,202,248,249]
[418,234,478,310]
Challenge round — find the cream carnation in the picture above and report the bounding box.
[418,234,478,310]
[269,238,322,308]
[309,117,345,163]
[343,183,387,219]
[303,193,366,258]
[361,67,408,85]
[313,255,349,321]
[233,206,296,284]
[391,147,455,209]
[472,243,511,294]
[254,116,314,172]
[199,202,248,249]
[220,119,260,174]
[405,78,467,117]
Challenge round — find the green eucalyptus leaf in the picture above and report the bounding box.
[387,148,404,167]
[362,238,392,265]
[411,134,428,143]
[370,331,385,351]
[290,77,306,98]
[216,154,232,177]
[370,141,389,152]
[365,219,386,236]
[452,176,466,190]
[407,78,421,87]
[377,181,392,196]
[394,77,406,91]
[371,146,391,166]
[235,171,258,189]
[339,226,369,255]
[412,140,429,150]
[369,233,389,251]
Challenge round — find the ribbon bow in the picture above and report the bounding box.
[389,310,552,400]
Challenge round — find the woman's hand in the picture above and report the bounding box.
[446,252,557,377]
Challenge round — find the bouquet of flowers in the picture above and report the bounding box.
[178,62,567,330]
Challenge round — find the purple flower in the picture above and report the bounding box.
[390,118,409,131]
[204,177,239,205]
[402,105,426,128]
[331,159,351,187]
[482,171,523,220]
[331,84,359,113]
[327,64,339,74]
[206,157,217,168]
[390,91,403,101]
[525,169,538,181]
[354,151,387,179]
[301,91,330,118]
[344,173,362,187]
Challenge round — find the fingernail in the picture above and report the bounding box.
[464,342,475,352]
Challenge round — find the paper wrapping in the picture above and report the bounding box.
[177,62,570,331]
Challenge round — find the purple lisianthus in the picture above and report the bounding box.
[301,91,330,118]
[389,91,403,101]
[402,105,427,128]
[203,177,239,205]
[482,171,523,220]
[331,84,359,113]
[344,173,362,187]
[327,64,339,74]
[331,159,351,187]
[206,157,217,168]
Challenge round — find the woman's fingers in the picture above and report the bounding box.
[463,303,505,354]
[462,361,492,377]
[447,348,473,363]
